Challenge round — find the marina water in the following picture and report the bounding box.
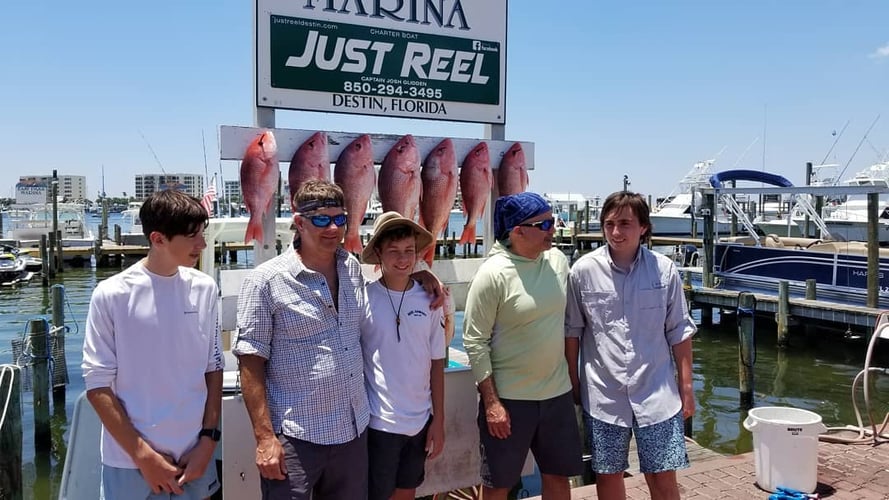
[2,215,889,498]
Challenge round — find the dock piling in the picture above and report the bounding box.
[40,236,49,287]
[0,364,23,500]
[868,192,879,308]
[805,279,817,300]
[777,280,790,347]
[28,319,51,452]
[738,293,756,409]
[50,285,68,407]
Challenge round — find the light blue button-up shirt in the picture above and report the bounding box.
[233,247,370,445]
[566,245,696,427]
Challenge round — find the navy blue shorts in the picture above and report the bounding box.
[367,419,431,500]
[478,391,584,489]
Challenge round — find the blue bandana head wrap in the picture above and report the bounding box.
[494,192,551,242]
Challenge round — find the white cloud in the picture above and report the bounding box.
[870,42,889,59]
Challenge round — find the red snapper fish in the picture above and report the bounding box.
[288,131,330,209]
[497,142,528,197]
[459,142,492,245]
[239,130,279,244]
[333,134,375,254]
[379,134,422,220]
[419,138,458,266]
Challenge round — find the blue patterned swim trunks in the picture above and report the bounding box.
[583,410,690,474]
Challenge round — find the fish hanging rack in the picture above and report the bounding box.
[219,125,534,168]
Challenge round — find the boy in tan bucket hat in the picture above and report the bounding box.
[361,212,446,500]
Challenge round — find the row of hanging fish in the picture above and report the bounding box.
[239,130,529,261]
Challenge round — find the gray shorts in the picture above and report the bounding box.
[261,431,368,500]
[477,391,584,489]
[584,410,690,474]
[100,461,220,500]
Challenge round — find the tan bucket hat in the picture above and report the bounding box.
[360,211,434,264]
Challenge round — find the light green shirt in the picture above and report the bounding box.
[463,242,572,400]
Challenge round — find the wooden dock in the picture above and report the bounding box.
[530,440,889,499]
[15,236,488,269]
[690,287,883,328]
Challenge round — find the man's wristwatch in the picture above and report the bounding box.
[198,428,221,442]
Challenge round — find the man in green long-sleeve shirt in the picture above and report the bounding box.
[463,192,582,500]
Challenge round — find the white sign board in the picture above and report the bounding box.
[16,183,48,205]
[256,0,507,124]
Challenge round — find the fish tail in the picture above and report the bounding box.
[459,224,475,245]
[421,245,435,267]
[245,215,264,243]
[343,231,363,255]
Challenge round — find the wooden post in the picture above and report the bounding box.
[40,235,49,287]
[683,270,693,305]
[55,229,63,274]
[804,162,813,237]
[690,187,697,238]
[738,293,755,409]
[0,365,23,500]
[777,280,790,347]
[114,224,122,244]
[805,279,817,300]
[51,284,68,407]
[29,319,51,452]
[702,193,715,288]
[46,233,56,279]
[700,305,713,327]
[814,195,824,238]
[584,200,590,233]
[867,192,879,308]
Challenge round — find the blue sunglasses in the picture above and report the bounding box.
[518,218,555,231]
[300,213,348,228]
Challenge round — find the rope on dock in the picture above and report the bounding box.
[0,364,16,432]
[8,322,67,391]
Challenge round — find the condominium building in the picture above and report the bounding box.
[134,173,204,200]
[18,175,88,202]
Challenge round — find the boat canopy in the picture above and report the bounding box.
[708,170,794,189]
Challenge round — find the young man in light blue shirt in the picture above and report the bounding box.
[566,191,696,500]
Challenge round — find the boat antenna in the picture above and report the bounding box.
[138,129,167,174]
[819,119,850,167]
[202,130,210,183]
[835,114,881,182]
[761,104,767,172]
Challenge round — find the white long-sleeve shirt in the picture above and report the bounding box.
[82,261,223,468]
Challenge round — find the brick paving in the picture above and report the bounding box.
[528,441,889,499]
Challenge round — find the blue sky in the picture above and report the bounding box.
[1,1,887,202]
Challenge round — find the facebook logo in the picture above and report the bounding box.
[472,40,481,51]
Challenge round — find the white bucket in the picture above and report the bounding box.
[743,406,827,493]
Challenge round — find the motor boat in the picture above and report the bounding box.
[0,245,34,285]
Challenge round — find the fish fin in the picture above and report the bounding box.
[421,245,435,267]
[343,232,364,255]
[245,215,264,244]
[459,224,475,245]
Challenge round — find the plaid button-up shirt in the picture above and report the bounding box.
[233,247,369,445]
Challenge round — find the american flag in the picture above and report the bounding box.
[201,176,217,216]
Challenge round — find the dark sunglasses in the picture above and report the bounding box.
[518,218,555,231]
[300,213,348,228]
